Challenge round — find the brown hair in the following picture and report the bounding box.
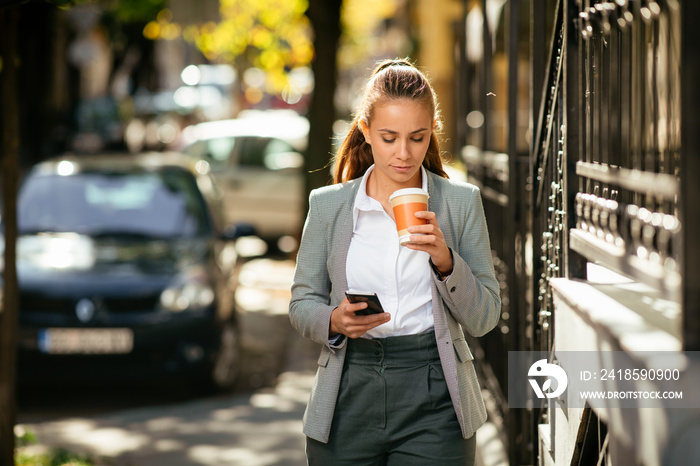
[333,58,448,184]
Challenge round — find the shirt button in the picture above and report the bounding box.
[450,286,457,292]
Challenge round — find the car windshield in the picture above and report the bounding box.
[185,136,301,170]
[18,168,212,238]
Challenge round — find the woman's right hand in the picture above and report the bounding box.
[329,298,391,339]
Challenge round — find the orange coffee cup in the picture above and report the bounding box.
[389,188,429,246]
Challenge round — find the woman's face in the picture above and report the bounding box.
[362,99,433,189]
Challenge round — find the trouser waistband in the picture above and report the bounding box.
[345,330,439,367]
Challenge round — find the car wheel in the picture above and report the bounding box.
[207,321,241,392]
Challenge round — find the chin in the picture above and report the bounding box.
[392,169,420,182]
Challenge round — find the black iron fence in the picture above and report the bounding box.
[571,0,682,323]
[456,0,699,463]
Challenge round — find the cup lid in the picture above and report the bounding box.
[389,187,429,201]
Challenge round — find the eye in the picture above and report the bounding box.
[382,138,396,143]
[411,137,424,143]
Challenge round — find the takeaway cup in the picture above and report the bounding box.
[389,188,430,246]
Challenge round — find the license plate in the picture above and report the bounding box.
[38,328,134,354]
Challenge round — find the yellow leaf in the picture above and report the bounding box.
[143,21,160,40]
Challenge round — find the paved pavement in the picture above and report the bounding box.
[20,371,315,465]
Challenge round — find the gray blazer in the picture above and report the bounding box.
[289,170,501,443]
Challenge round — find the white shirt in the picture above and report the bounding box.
[346,165,434,338]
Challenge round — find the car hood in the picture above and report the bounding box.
[17,232,209,278]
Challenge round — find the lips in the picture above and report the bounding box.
[392,166,412,173]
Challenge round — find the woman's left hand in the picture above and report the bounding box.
[406,211,453,276]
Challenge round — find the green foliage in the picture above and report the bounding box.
[15,428,38,447]
[47,448,96,466]
[49,0,166,24]
[101,0,167,24]
[15,448,97,466]
[15,428,98,466]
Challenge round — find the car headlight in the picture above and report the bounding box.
[160,266,215,312]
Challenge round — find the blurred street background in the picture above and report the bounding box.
[4,0,700,465]
[0,0,482,465]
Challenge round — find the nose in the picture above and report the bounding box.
[396,139,410,160]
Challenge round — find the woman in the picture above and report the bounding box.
[289,58,501,465]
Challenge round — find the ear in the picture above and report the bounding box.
[359,120,371,144]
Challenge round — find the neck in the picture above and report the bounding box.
[367,168,422,203]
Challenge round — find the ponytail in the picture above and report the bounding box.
[333,121,374,184]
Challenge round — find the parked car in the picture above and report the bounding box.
[180,111,309,252]
[5,152,242,391]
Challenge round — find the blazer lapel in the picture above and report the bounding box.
[335,212,352,294]
[330,180,361,300]
[427,171,454,250]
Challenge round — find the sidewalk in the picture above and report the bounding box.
[20,367,315,466]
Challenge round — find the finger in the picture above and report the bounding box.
[360,312,391,330]
[415,210,437,223]
[355,312,391,323]
[405,242,437,252]
[345,313,391,338]
[345,302,368,314]
[408,234,437,244]
[407,224,438,235]
[407,226,443,242]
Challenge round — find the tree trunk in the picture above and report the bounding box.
[0,6,20,465]
[304,0,342,209]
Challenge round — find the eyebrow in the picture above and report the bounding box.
[378,128,429,135]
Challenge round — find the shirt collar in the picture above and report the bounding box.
[352,165,428,230]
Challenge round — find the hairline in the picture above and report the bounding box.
[362,95,436,126]
[377,127,430,135]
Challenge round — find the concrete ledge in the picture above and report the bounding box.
[538,424,555,466]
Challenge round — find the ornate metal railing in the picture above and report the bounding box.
[570,0,683,332]
[457,0,700,462]
[458,1,535,463]
[531,0,567,355]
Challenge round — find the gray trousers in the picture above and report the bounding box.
[306,331,476,465]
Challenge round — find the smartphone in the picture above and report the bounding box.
[345,291,385,316]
